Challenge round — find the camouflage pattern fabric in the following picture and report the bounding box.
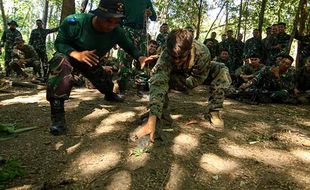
[149,40,231,119]
[1,29,22,76]
[243,37,263,60]
[156,32,168,48]
[218,38,238,73]
[46,53,114,101]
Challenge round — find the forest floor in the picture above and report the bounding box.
[0,77,310,190]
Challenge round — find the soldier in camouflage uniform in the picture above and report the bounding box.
[156,23,169,48]
[262,27,271,63]
[219,30,238,74]
[235,54,264,87]
[294,31,310,67]
[135,40,159,95]
[203,32,219,59]
[0,20,22,77]
[119,0,156,94]
[240,54,296,104]
[29,19,59,79]
[235,33,244,69]
[269,22,290,65]
[243,29,263,60]
[10,37,41,78]
[266,24,279,65]
[46,0,154,135]
[295,57,310,104]
[134,29,231,142]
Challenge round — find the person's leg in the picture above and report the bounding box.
[46,53,74,135]
[205,62,232,127]
[71,59,123,102]
[4,50,12,77]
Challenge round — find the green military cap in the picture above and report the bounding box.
[90,0,125,19]
[8,20,18,27]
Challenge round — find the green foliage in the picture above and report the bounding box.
[0,159,26,189]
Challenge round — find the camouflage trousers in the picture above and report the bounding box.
[46,53,114,101]
[10,59,41,77]
[159,62,231,118]
[123,26,148,87]
[35,48,49,77]
[4,49,13,76]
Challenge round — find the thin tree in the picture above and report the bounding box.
[243,0,249,41]
[258,0,267,38]
[195,0,203,40]
[60,0,75,23]
[237,0,243,36]
[43,0,49,28]
[0,0,7,31]
[204,1,226,40]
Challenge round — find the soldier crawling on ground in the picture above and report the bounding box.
[132,29,231,142]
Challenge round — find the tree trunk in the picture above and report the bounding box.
[43,0,49,28]
[277,1,284,23]
[195,0,203,40]
[225,1,229,32]
[0,0,7,31]
[287,0,304,54]
[258,0,267,38]
[237,0,243,36]
[60,0,75,23]
[80,0,89,13]
[243,0,249,41]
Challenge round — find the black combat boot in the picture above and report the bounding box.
[104,92,124,102]
[50,99,67,135]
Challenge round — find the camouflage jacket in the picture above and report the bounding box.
[156,32,168,47]
[250,66,296,93]
[235,63,264,77]
[276,32,291,53]
[204,38,219,59]
[12,44,39,63]
[219,37,238,59]
[294,34,310,59]
[29,27,59,50]
[149,40,211,118]
[296,66,310,92]
[243,37,263,59]
[1,29,22,50]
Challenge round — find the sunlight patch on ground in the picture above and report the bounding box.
[70,88,101,101]
[171,114,183,120]
[82,108,110,121]
[0,91,45,105]
[105,170,132,190]
[66,141,82,154]
[126,154,150,170]
[288,169,310,187]
[200,153,239,174]
[6,184,33,190]
[93,111,136,136]
[171,133,199,155]
[55,141,64,151]
[73,147,121,176]
[165,163,185,190]
[220,140,296,167]
[298,121,310,127]
[290,149,310,164]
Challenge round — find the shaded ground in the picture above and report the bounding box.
[0,80,310,190]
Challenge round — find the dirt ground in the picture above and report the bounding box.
[0,80,310,190]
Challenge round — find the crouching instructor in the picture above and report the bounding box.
[47,0,153,135]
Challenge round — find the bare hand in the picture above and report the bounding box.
[70,50,99,67]
[294,88,300,95]
[139,55,159,69]
[135,115,157,142]
[239,82,250,90]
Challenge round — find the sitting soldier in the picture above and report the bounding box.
[295,57,310,104]
[135,40,159,96]
[235,54,264,87]
[10,37,41,79]
[239,54,297,104]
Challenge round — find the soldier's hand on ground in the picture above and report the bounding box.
[139,55,159,69]
[294,88,300,95]
[70,50,99,67]
[135,115,157,143]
